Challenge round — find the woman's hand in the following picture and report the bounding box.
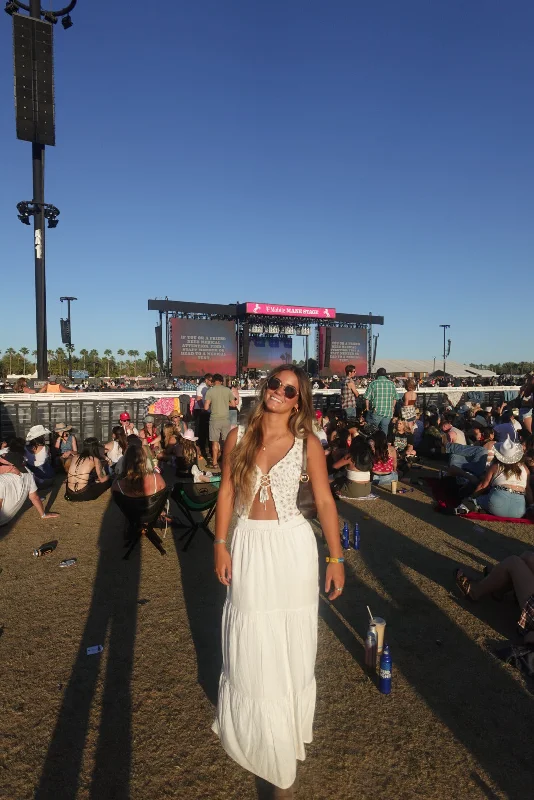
[214,545,232,586]
[325,562,345,601]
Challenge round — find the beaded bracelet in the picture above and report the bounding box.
[213,539,227,545]
[326,557,345,563]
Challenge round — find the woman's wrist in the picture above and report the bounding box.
[214,539,227,545]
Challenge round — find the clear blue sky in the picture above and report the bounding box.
[1,0,533,365]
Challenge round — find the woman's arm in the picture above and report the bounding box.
[389,444,398,471]
[472,463,497,496]
[307,435,345,600]
[71,436,77,453]
[213,427,238,586]
[94,457,110,483]
[332,454,351,470]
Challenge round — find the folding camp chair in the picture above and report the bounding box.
[171,482,218,551]
[113,487,170,560]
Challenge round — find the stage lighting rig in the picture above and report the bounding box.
[61,12,72,27]
[4,2,19,14]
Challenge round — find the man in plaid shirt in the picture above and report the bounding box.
[364,367,398,434]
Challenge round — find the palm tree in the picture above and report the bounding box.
[145,350,157,375]
[19,347,30,375]
[32,350,37,371]
[5,347,16,375]
[56,348,67,376]
[88,349,99,377]
[47,350,56,374]
[127,350,136,376]
[79,348,88,370]
[117,349,125,375]
[103,349,112,376]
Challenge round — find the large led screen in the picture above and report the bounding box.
[319,327,368,376]
[247,336,293,371]
[171,318,237,376]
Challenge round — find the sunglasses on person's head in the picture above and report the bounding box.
[266,376,299,399]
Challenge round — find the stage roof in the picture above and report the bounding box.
[375,359,497,377]
[148,299,384,325]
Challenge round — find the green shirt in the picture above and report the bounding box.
[204,385,234,418]
[364,376,398,417]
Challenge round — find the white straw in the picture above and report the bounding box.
[366,605,373,622]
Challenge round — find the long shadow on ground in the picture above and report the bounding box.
[318,496,534,799]
[35,498,140,800]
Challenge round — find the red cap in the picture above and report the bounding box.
[120,412,131,421]
[315,409,323,420]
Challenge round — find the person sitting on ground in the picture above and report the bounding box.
[25,425,55,486]
[465,437,533,518]
[401,379,418,422]
[370,430,398,486]
[389,419,416,472]
[168,412,187,436]
[104,425,128,474]
[13,377,34,394]
[455,552,534,647]
[139,415,161,453]
[0,440,58,525]
[332,436,373,498]
[440,413,467,445]
[112,440,166,498]
[119,412,138,437]
[493,409,520,443]
[65,437,110,502]
[38,375,74,394]
[53,423,78,472]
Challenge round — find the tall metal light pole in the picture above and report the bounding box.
[6,0,78,379]
[60,296,77,379]
[439,324,450,375]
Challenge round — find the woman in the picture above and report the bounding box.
[172,429,201,480]
[65,437,110,502]
[104,425,128,474]
[13,377,33,394]
[518,374,534,435]
[401,379,417,422]
[139,415,161,452]
[229,381,241,428]
[470,437,533,518]
[112,440,165,498]
[332,436,374,498]
[119,412,138,437]
[25,424,54,486]
[169,412,187,436]
[54,423,78,472]
[212,366,343,798]
[370,429,398,487]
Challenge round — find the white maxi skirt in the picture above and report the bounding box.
[212,514,319,789]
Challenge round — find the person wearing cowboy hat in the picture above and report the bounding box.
[467,437,533,519]
[25,425,55,487]
[0,441,59,525]
[53,423,78,472]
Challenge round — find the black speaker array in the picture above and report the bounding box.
[155,325,164,367]
[323,327,331,368]
[242,324,250,367]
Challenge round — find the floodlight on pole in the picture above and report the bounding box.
[439,324,451,375]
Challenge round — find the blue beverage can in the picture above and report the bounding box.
[342,522,350,550]
[352,523,360,550]
[379,644,392,694]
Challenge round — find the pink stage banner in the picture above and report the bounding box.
[245,302,336,319]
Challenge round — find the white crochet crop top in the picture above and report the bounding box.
[235,425,304,523]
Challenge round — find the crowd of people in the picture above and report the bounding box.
[0,362,533,797]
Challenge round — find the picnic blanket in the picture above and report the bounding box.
[425,477,534,525]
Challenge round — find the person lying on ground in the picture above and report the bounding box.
[0,444,58,524]
[466,437,533,519]
[65,437,110,502]
[455,552,534,646]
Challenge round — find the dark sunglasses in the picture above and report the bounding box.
[266,376,299,399]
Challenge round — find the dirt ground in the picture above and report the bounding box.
[0,465,532,800]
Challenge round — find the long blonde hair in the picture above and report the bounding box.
[230,364,314,507]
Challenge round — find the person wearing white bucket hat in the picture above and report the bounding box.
[468,437,532,518]
[25,425,54,486]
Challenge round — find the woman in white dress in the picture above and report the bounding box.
[212,365,343,798]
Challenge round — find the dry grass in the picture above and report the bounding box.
[0,465,532,800]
